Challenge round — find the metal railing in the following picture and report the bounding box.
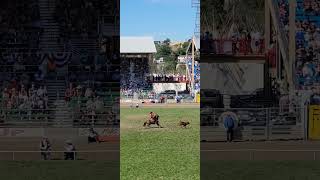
[201,39,265,55]
[0,106,119,127]
[201,149,320,160]
[201,107,307,141]
[0,150,119,160]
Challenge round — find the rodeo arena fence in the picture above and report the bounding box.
[120,90,197,104]
[201,106,309,141]
[0,107,119,127]
[201,149,320,160]
[0,150,119,160]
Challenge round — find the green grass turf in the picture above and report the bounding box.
[0,161,119,180]
[120,107,200,180]
[201,161,320,180]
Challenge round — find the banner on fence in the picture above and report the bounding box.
[308,105,320,139]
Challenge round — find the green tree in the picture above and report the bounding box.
[155,39,172,59]
[163,56,177,73]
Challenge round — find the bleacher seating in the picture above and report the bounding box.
[120,57,152,97]
[0,0,119,128]
[295,0,320,89]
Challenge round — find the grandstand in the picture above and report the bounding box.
[120,36,200,103]
[120,37,156,99]
[185,36,200,99]
[0,0,120,128]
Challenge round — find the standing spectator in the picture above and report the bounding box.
[40,137,51,160]
[223,114,235,142]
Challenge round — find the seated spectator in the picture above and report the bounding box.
[94,96,104,112]
[65,83,75,102]
[88,128,100,143]
[64,140,76,160]
[85,87,93,98]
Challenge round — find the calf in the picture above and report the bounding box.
[179,120,190,128]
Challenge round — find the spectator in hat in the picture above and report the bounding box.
[64,140,76,160]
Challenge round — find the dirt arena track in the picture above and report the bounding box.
[0,137,119,160]
[201,141,320,160]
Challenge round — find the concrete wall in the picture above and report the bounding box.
[152,83,187,93]
[201,63,264,94]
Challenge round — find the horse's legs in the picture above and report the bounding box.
[156,121,163,128]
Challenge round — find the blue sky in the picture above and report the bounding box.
[121,0,196,41]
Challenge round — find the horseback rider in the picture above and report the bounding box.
[149,112,159,123]
[144,112,162,128]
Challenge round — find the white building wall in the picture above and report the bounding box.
[153,83,187,93]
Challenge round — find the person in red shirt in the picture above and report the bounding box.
[65,83,75,102]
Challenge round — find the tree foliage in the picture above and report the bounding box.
[154,38,189,73]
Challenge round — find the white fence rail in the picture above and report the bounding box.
[201,149,320,160]
[0,150,119,160]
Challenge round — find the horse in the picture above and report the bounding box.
[143,113,163,128]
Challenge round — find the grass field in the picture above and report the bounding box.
[120,106,200,180]
[0,161,119,180]
[202,161,320,180]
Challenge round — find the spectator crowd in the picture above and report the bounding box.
[64,83,116,126]
[1,81,48,120]
[295,0,320,89]
[121,58,151,94]
[148,74,187,82]
[201,31,264,55]
[0,0,41,47]
[55,0,116,41]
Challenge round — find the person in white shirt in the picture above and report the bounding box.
[94,96,104,112]
[85,87,93,98]
[86,98,94,111]
[64,140,76,160]
[37,86,44,98]
[40,137,51,160]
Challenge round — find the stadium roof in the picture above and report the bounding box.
[120,37,157,54]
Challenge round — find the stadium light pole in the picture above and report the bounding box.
[288,0,296,99]
[192,36,195,99]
